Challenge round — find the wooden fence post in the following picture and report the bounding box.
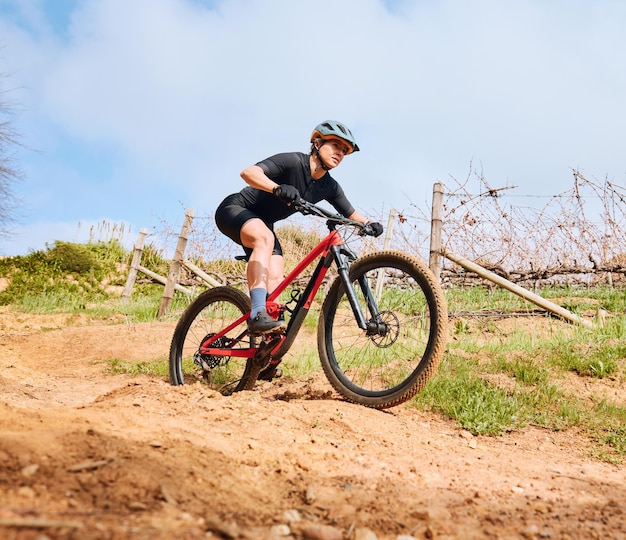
[182,259,222,288]
[383,209,396,250]
[429,182,444,281]
[137,264,192,295]
[158,209,194,318]
[122,228,148,303]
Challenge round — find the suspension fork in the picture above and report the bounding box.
[331,245,385,335]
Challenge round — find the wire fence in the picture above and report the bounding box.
[152,167,626,288]
[385,167,626,287]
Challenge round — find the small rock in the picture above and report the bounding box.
[355,527,378,540]
[296,455,313,471]
[17,486,36,498]
[160,484,177,505]
[304,485,316,504]
[327,503,356,520]
[410,509,430,520]
[21,464,39,477]
[271,524,291,536]
[521,524,539,538]
[283,509,301,523]
[530,501,551,514]
[207,519,239,538]
[302,524,343,540]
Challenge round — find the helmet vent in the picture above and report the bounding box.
[310,120,359,153]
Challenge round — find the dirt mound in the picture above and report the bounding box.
[0,311,625,539]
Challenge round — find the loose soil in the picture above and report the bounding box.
[0,308,625,540]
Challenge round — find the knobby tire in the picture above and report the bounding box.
[169,286,260,395]
[318,251,448,409]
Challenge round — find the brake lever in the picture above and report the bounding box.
[295,199,326,218]
[293,199,311,214]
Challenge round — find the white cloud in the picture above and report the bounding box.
[0,0,625,255]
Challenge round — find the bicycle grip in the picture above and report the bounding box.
[362,221,383,237]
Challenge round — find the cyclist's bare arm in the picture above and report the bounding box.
[240,165,278,193]
[347,210,369,225]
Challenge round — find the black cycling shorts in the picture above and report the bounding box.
[215,194,283,259]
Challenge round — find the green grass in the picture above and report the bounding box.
[3,237,626,463]
[105,357,170,377]
[410,284,626,462]
[281,348,320,378]
[491,355,549,386]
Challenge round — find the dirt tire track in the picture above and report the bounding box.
[0,311,625,539]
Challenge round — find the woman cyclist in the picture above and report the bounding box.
[215,120,383,335]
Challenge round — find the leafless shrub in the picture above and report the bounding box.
[436,165,626,286]
[147,165,626,288]
[0,73,23,238]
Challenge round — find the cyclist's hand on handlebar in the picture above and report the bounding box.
[364,221,384,237]
[273,184,300,204]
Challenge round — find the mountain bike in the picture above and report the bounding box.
[169,199,448,409]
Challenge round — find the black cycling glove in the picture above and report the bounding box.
[367,222,384,237]
[273,184,300,204]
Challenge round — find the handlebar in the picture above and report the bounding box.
[292,198,376,236]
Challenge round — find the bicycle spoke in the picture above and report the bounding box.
[169,287,256,394]
[319,252,447,409]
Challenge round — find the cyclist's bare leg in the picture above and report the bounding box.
[268,255,284,293]
[240,218,273,291]
[240,219,285,292]
[240,219,286,334]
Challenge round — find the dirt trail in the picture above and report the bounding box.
[0,309,625,539]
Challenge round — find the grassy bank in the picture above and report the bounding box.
[1,239,624,462]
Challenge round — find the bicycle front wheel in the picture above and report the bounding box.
[169,286,258,395]
[318,251,448,409]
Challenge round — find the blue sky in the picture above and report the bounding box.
[0,0,625,256]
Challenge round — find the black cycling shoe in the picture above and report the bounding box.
[248,311,287,336]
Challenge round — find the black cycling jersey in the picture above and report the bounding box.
[246,152,354,221]
[215,152,356,252]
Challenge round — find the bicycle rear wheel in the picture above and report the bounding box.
[318,251,448,409]
[169,286,258,395]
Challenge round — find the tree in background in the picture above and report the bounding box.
[0,72,22,238]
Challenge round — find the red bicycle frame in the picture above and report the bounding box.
[199,227,346,359]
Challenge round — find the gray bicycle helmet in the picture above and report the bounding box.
[310,120,360,153]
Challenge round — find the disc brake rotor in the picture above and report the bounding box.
[369,311,400,348]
